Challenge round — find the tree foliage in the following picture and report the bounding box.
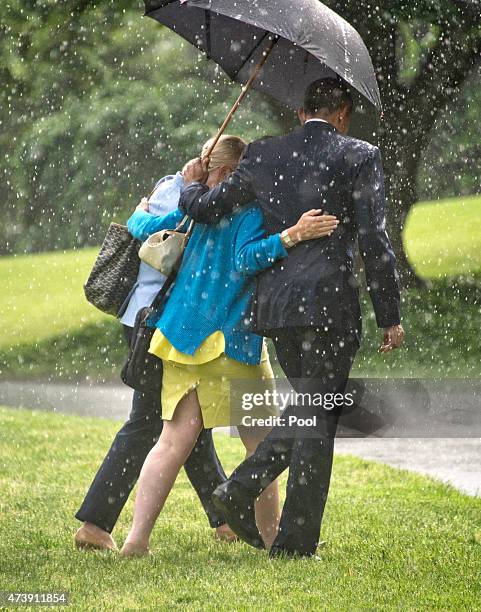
[1,0,480,263]
[0,0,277,253]
[327,0,481,283]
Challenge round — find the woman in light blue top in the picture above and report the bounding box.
[74,171,234,552]
[120,135,339,557]
[120,173,184,327]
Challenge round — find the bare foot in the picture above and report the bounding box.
[120,542,150,558]
[74,523,117,551]
[215,523,237,543]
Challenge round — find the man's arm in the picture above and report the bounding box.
[352,146,402,337]
[179,144,257,223]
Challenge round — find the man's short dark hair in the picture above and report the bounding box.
[302,77,354,116]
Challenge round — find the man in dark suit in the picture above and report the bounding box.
[180,78,404,558]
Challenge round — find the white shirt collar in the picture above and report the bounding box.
[304,118,329,124]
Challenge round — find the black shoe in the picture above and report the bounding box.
[211,481,264,549]
[268,545,293,559]
[269,541,325,559]
[269,546,312,559]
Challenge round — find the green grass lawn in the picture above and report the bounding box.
[1,407,480,610]
[1,195,480,380]
[404,194,481,278]
[0,248,108,351]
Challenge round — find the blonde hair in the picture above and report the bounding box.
[201,134,247,171]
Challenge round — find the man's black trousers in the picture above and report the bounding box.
[230,326,359,557]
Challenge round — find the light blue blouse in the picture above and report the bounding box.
[120,173,184,327]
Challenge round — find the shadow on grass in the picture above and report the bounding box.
[1,276,480,382]
[0,319,125,382]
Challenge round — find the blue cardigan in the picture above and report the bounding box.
[127,204,288,365]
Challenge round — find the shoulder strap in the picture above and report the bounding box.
[148,218,196,314]
[147,214,196,314]
[147,184,158,202]
[172,214,196,236]
[173,214,190,232]
[150,269,177,312]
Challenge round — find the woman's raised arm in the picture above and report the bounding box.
[127,204,185,241]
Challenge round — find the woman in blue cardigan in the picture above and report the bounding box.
[121,135,339,557]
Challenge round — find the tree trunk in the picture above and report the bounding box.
[379,109,427,288]
[381,139,426,288]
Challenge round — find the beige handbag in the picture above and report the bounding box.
[138,215,195,276]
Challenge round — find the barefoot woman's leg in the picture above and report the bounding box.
[121,389,203,555]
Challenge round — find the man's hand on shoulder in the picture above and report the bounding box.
[182,157,209,185]
[379,324,405,353]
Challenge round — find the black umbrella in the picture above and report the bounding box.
[144,0,381,149]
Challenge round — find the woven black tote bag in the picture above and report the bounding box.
[84,222,141,317]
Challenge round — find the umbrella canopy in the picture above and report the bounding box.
[144,0,381,111]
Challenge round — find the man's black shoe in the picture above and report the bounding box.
[211,481,264,549]
[269,545,304,559]
[269,545,314,559]
[269,541,325,559]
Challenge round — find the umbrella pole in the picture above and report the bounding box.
[205,35,279,158]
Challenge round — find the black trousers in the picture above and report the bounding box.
[230,326,359,556]
[75,326,227,532]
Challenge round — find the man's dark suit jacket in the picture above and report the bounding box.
[179,121,400,337]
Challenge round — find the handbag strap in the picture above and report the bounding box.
[146,184,158,203]
[174,214,195,237]
[143,182,196,317]
[185,218,195,237]
[147,216,195,315]
[149,268,177,313]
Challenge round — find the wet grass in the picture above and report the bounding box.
[353,277,481,378]
[0,406,480,610]
[0,318,126,382]
[0,247,107,351]
[1,277,480,381]
[404,194,481,278]
[1,195,480,380]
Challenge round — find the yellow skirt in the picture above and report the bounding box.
[159,346,275,429]
[150,329,226,365]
